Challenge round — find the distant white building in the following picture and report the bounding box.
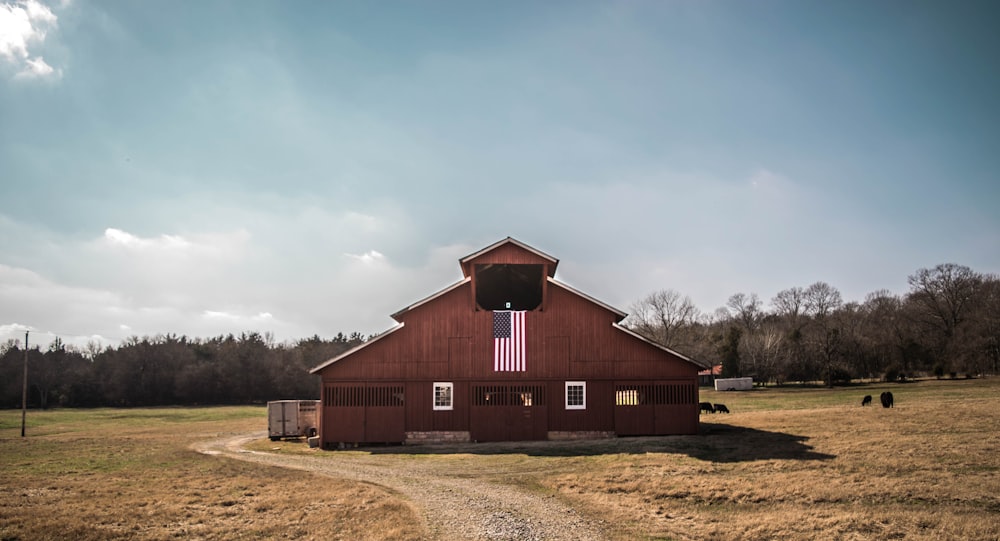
[714,377,753,391]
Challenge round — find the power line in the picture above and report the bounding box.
[21,330,28,438]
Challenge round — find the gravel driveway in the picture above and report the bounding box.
[194,432,608,541]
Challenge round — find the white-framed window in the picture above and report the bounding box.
[565,381,586,410]
[433,382,454,411]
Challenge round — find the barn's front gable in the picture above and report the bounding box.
[311,237,706,447]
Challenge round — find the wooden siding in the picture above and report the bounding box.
[320,382,405,444]
[323,283,695,382]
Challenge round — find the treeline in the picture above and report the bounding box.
[626,263,1000,385]
[4,262,997,407]
[0,332,366,408]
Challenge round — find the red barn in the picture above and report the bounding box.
[310,237,708,447]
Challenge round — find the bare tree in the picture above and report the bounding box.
[860,289,908,379]
[907,264,983,359]
[799,282,844,386]
[742,321,784,383]
[772,286,806,323]
[804,281,842,317]
[626,289,701,349]
[727,292,763,332]
[974,275,1000,375]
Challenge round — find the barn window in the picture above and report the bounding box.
[473,385,546,406]
[565,381,586,410]
[323,385,404,407]
[433,382,454,411]
[475,264,544,310]
[613,384,696,405]
[616,388,640,406]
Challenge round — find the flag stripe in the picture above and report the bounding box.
[493,310,526,372]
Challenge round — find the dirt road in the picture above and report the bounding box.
[194,432,607,541]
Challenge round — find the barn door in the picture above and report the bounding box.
[469,384,548,442]
[321,383,405,445]
[613,381,698,436]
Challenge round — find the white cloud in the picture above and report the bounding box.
[103,227,195,250]
[0,263,127,348]
[0,0,61,79]
[344,250,385,264]
[0,322,31,334]
[202,310,237,320]
[98,227,250,259]
[202,310,276,322]
[13,52,53,77]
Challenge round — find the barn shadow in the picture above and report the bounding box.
[355,423,835,462]
[690,422,836,462]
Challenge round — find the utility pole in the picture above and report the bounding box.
[21,330,28,438]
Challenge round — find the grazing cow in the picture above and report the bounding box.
[699,402,715,414]
[880,391,894,408]
[714,403,730,413]
[862,395,872,406]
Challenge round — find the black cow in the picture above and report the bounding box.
[862,395,872,406]
[714,403,730,413]
[880,391,894,408]
[699,402,715,414]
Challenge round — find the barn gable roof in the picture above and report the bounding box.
[308,323,405,374]
[459,236,559,278]
[612,322,712,369]
[310,237,709,374]
[547,277,627,321]
[390,277,471,322]
[549,278,709,368]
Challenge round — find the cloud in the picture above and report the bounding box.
[0,0,61,79]
[103,227,193,250]
[202,310,273,322]
[0,322,31,335]
[344,250,385,264]
[13,54,53,77]
[97,227,249,262]
[0,263,127,348]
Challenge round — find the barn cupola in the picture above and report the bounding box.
[459,237,558,312]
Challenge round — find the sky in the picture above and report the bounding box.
[2,0,999,350]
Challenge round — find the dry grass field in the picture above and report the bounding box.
[3,377,999,541]
[0,407,422,541]
[544,377,1000,540]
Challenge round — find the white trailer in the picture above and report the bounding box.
[714,377,754,391]
[267,400,320,441]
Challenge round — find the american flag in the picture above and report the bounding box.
[493,310,526,371]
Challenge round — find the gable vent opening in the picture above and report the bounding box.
[475,264,543,311]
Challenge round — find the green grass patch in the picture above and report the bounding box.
[0,405,264,434]
[698,377,998,412]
